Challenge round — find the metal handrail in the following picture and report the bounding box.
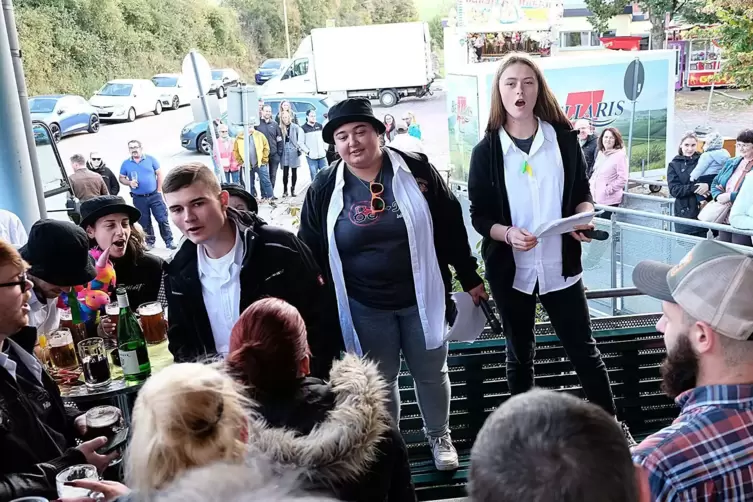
[629,177,669,187]
[622,192,674,203]
[597,204,753,236]
[584,287,642,299]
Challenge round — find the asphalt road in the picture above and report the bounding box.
[53,91,450,255]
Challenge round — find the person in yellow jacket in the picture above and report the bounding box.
[233,126,274,199]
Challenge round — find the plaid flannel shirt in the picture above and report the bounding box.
[632,384,753,501]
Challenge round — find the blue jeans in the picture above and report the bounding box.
[249,164,273,199]
[306,157,328,180]
[131,192,173,247]
[348,298,450,437]
[225,171,240,184]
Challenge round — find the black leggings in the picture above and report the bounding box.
[487,277,617,416]
[282,166,297,192]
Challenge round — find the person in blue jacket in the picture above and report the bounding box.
[710,129,753,245]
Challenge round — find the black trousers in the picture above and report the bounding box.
[282,165,297,193]
[489,278,617,416]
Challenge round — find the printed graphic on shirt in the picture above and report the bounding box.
[347,200,403,226]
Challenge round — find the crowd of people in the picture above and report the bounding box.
[1,51,753,502]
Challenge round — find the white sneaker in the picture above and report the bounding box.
[428,432,459,471]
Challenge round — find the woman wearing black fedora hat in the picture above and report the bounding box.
[79,195,166,336]
[299,97,487,472]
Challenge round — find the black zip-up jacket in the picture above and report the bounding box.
[1,327,86,501]
[86,161,120,196]
[298,147,483,321]
[163,209,342,378]
[581,134,598,178]
[468,124,593,290]
[257,119,284,158]
[667,152,704,236]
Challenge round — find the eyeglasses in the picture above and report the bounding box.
[369,182,385,213]
[0,272,31,292]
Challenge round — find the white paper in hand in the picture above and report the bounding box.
[532,211,599,238]
[444,292,487,343]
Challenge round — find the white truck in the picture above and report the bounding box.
[260,22,435,107]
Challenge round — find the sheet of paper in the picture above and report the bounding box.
[444,292,487,343]
[533,211,601,239]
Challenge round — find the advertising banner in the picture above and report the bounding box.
[447,74,481,183]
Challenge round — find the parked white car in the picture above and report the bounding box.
[89,79,162,122]
[152,73,199,110]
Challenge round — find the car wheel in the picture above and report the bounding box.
[217,86,225,99]
[154,101,163,116]
[197,132,210,155]
[50,123,61,143]
[127,107,136,122]
[379,89,398,107]
[88,114,100,133]
[649,184,662,193]
[171,96,180,110]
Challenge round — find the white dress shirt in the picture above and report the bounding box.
[0,209,27,247]
[500,119,581,295]
[0,338,43,383]
[197,229,243,356]
[389,133,426,154]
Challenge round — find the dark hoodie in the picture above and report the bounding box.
[163,209,343,378]
[245,355,416,502]
[667,152,704,236]
[87,160,120,196]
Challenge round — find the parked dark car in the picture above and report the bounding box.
[255,58,290,85]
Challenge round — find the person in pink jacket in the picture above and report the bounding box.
[215,123,239,184]
[590,127,628,219]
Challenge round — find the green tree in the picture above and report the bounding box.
[700,0,753,91]
[584,0,712,48]
[428,14,444,50]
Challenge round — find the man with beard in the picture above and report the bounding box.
[631,239,753,502]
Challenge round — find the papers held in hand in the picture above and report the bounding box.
[532,211,602,239]
[444,292,488,343]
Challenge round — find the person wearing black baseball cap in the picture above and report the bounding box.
[301,97,486,471]
[19,219,97,334]
[631,239,753,501]
[80,195,166,336]
[221,183,259,214]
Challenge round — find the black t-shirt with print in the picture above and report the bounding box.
[334,157,416,310]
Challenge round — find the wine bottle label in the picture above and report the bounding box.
[120,349,140,375]
[117,294,129,309]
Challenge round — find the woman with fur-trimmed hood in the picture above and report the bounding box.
[226,298,416,502]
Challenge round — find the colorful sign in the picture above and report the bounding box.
[447,74,480,183]
[460,0,554,25]
[688,71,730,88]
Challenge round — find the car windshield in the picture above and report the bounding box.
[261,60,282,69]
[211,71,224,80]
[29,98,58,113]
[97,83,133,96]
[152,77,178,87]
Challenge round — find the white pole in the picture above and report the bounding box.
[241,85,253,193]
[282,0,292,59]
[189,51,222,181]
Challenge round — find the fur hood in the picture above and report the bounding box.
[245,354,391,487]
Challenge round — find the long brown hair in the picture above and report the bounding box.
[486,53,571,134]
[598,127,625,152]
[226,298,310,398]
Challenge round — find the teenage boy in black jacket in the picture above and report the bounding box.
[162,163,342,378]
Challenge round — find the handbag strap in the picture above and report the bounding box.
[733,160,753,193]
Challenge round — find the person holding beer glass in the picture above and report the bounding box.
[79,196,166,339]
[0,239,118,500]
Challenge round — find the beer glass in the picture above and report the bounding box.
[55,464,98,498]
[85,406,122,441]
[48,329,78,370]
[137,302,167,344]
[78,338,111,389]
[60,308,87,359]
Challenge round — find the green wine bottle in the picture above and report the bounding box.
[115,286,151,382]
